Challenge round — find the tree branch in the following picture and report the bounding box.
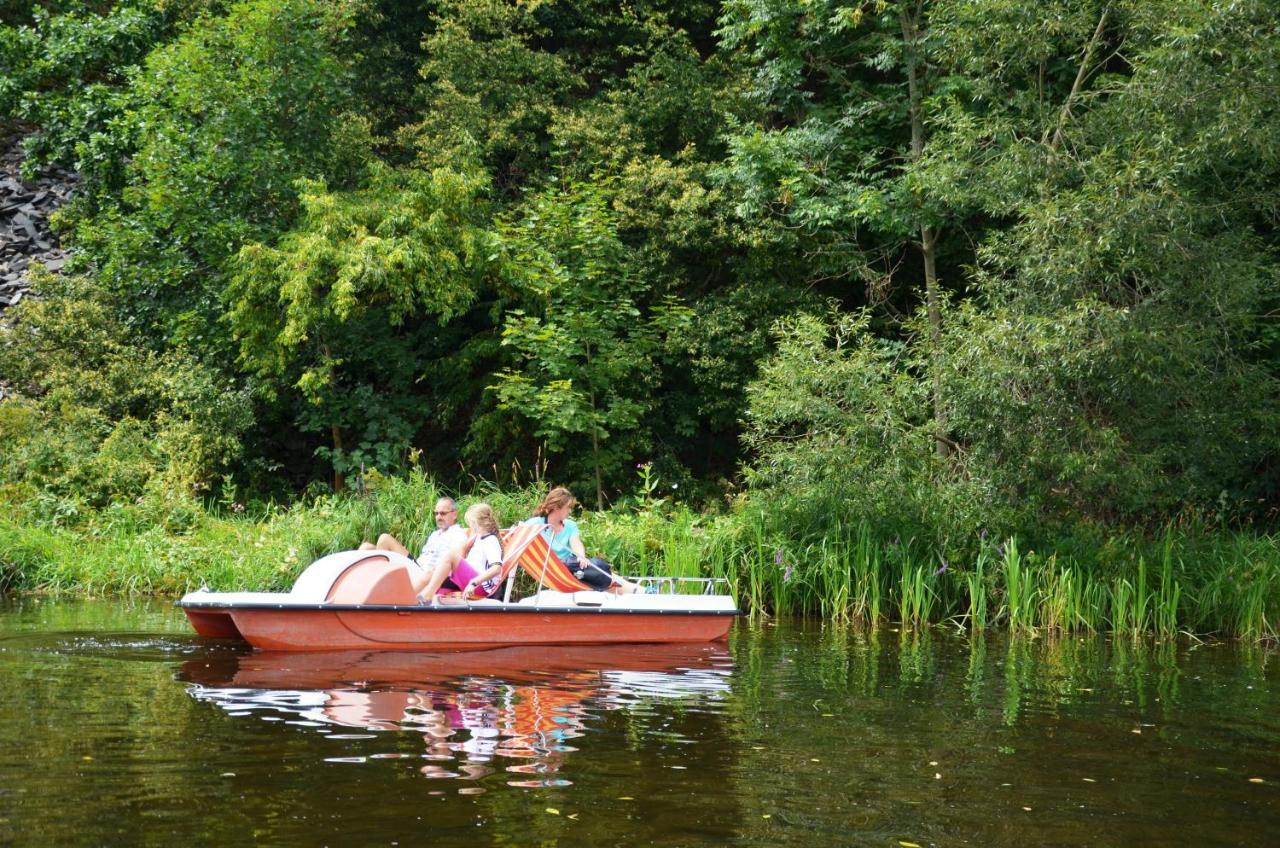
[1044,6,1111,151]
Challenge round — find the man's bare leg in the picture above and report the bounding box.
[373,533,412,558]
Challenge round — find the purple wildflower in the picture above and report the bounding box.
[934,559,949,576]
[782,563,795,584]
[775,549,785,566]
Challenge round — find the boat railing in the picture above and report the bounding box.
[632,575,731,595]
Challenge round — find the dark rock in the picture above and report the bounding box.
[0,131,79,317]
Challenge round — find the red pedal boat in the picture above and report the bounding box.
[179,525,740,651]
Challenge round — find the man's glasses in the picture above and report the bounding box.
[434,509,455,516]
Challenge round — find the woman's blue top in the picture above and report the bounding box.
[523,516,580,562]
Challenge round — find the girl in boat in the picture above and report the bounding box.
[525,487,649,594]
[412,502,506,603]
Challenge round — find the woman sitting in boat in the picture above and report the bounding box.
[412,503,506,603]
[524,487,649,594]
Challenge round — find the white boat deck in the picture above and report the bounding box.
[179,548,738,613]
[180,587,738,613]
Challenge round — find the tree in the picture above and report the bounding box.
[63,0,371,349]
[227,163,499,489]
[491,179,691,508]
[0,1,178,186]
[741,0,1280,531]
[928,0,1280,521]
[0,271,252,506]
[716,0,962,455]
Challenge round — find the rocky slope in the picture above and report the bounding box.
[1,131,77,314]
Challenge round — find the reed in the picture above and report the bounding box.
[1076,570,1108,632]
[999,538,1037,633]
[742,515,772,617]
[1111,556,1152,636]
[849,523,885,624]
[814,538,853,623]
[1153,537,1182,638]
[1188,534,1280,640]
[897,564,935,629]
[1039,560,1072,633]
[1236,579,1273,641]
[704,534,742,604]
[964,547,990,630]
[769,541,796,616]
[1110,574,1133,634]
[660,533,704,580]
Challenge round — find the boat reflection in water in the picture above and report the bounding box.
[178,643,733,787]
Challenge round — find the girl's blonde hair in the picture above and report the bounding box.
[535,486,576,518]
[464,502,501,536]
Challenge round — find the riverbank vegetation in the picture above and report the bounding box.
[2,471,1277,640]
[2,1,1279,638]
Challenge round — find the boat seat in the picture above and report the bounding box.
[326,558,418,605]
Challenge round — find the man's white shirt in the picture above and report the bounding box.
[419,524,468,569]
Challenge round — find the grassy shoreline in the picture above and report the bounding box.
[2,474,1277,641]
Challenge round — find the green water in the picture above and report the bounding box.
[0,598,1277,846]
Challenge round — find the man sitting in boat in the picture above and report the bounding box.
[524,487,650,594]
[413,502,508,603]
[359,496,468,573]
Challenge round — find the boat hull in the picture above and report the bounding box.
[182,601,737,651]
[184,608,244,640]
[179,547,740,651]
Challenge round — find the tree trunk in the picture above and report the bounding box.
[331,423,346,493]
[900,1,949,459]
[583,340,605,509]
[591,422,603,511]
[920,224,947,458]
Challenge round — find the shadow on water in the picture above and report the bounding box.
[2,599,1279,846]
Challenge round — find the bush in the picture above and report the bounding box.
[0,272,253,508]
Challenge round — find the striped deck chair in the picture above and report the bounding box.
[504,526,600,598]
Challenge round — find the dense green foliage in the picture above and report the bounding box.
[3,1,1280,631]
[726,0,1280,533]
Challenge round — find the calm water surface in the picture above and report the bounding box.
[1,598,1277,846]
